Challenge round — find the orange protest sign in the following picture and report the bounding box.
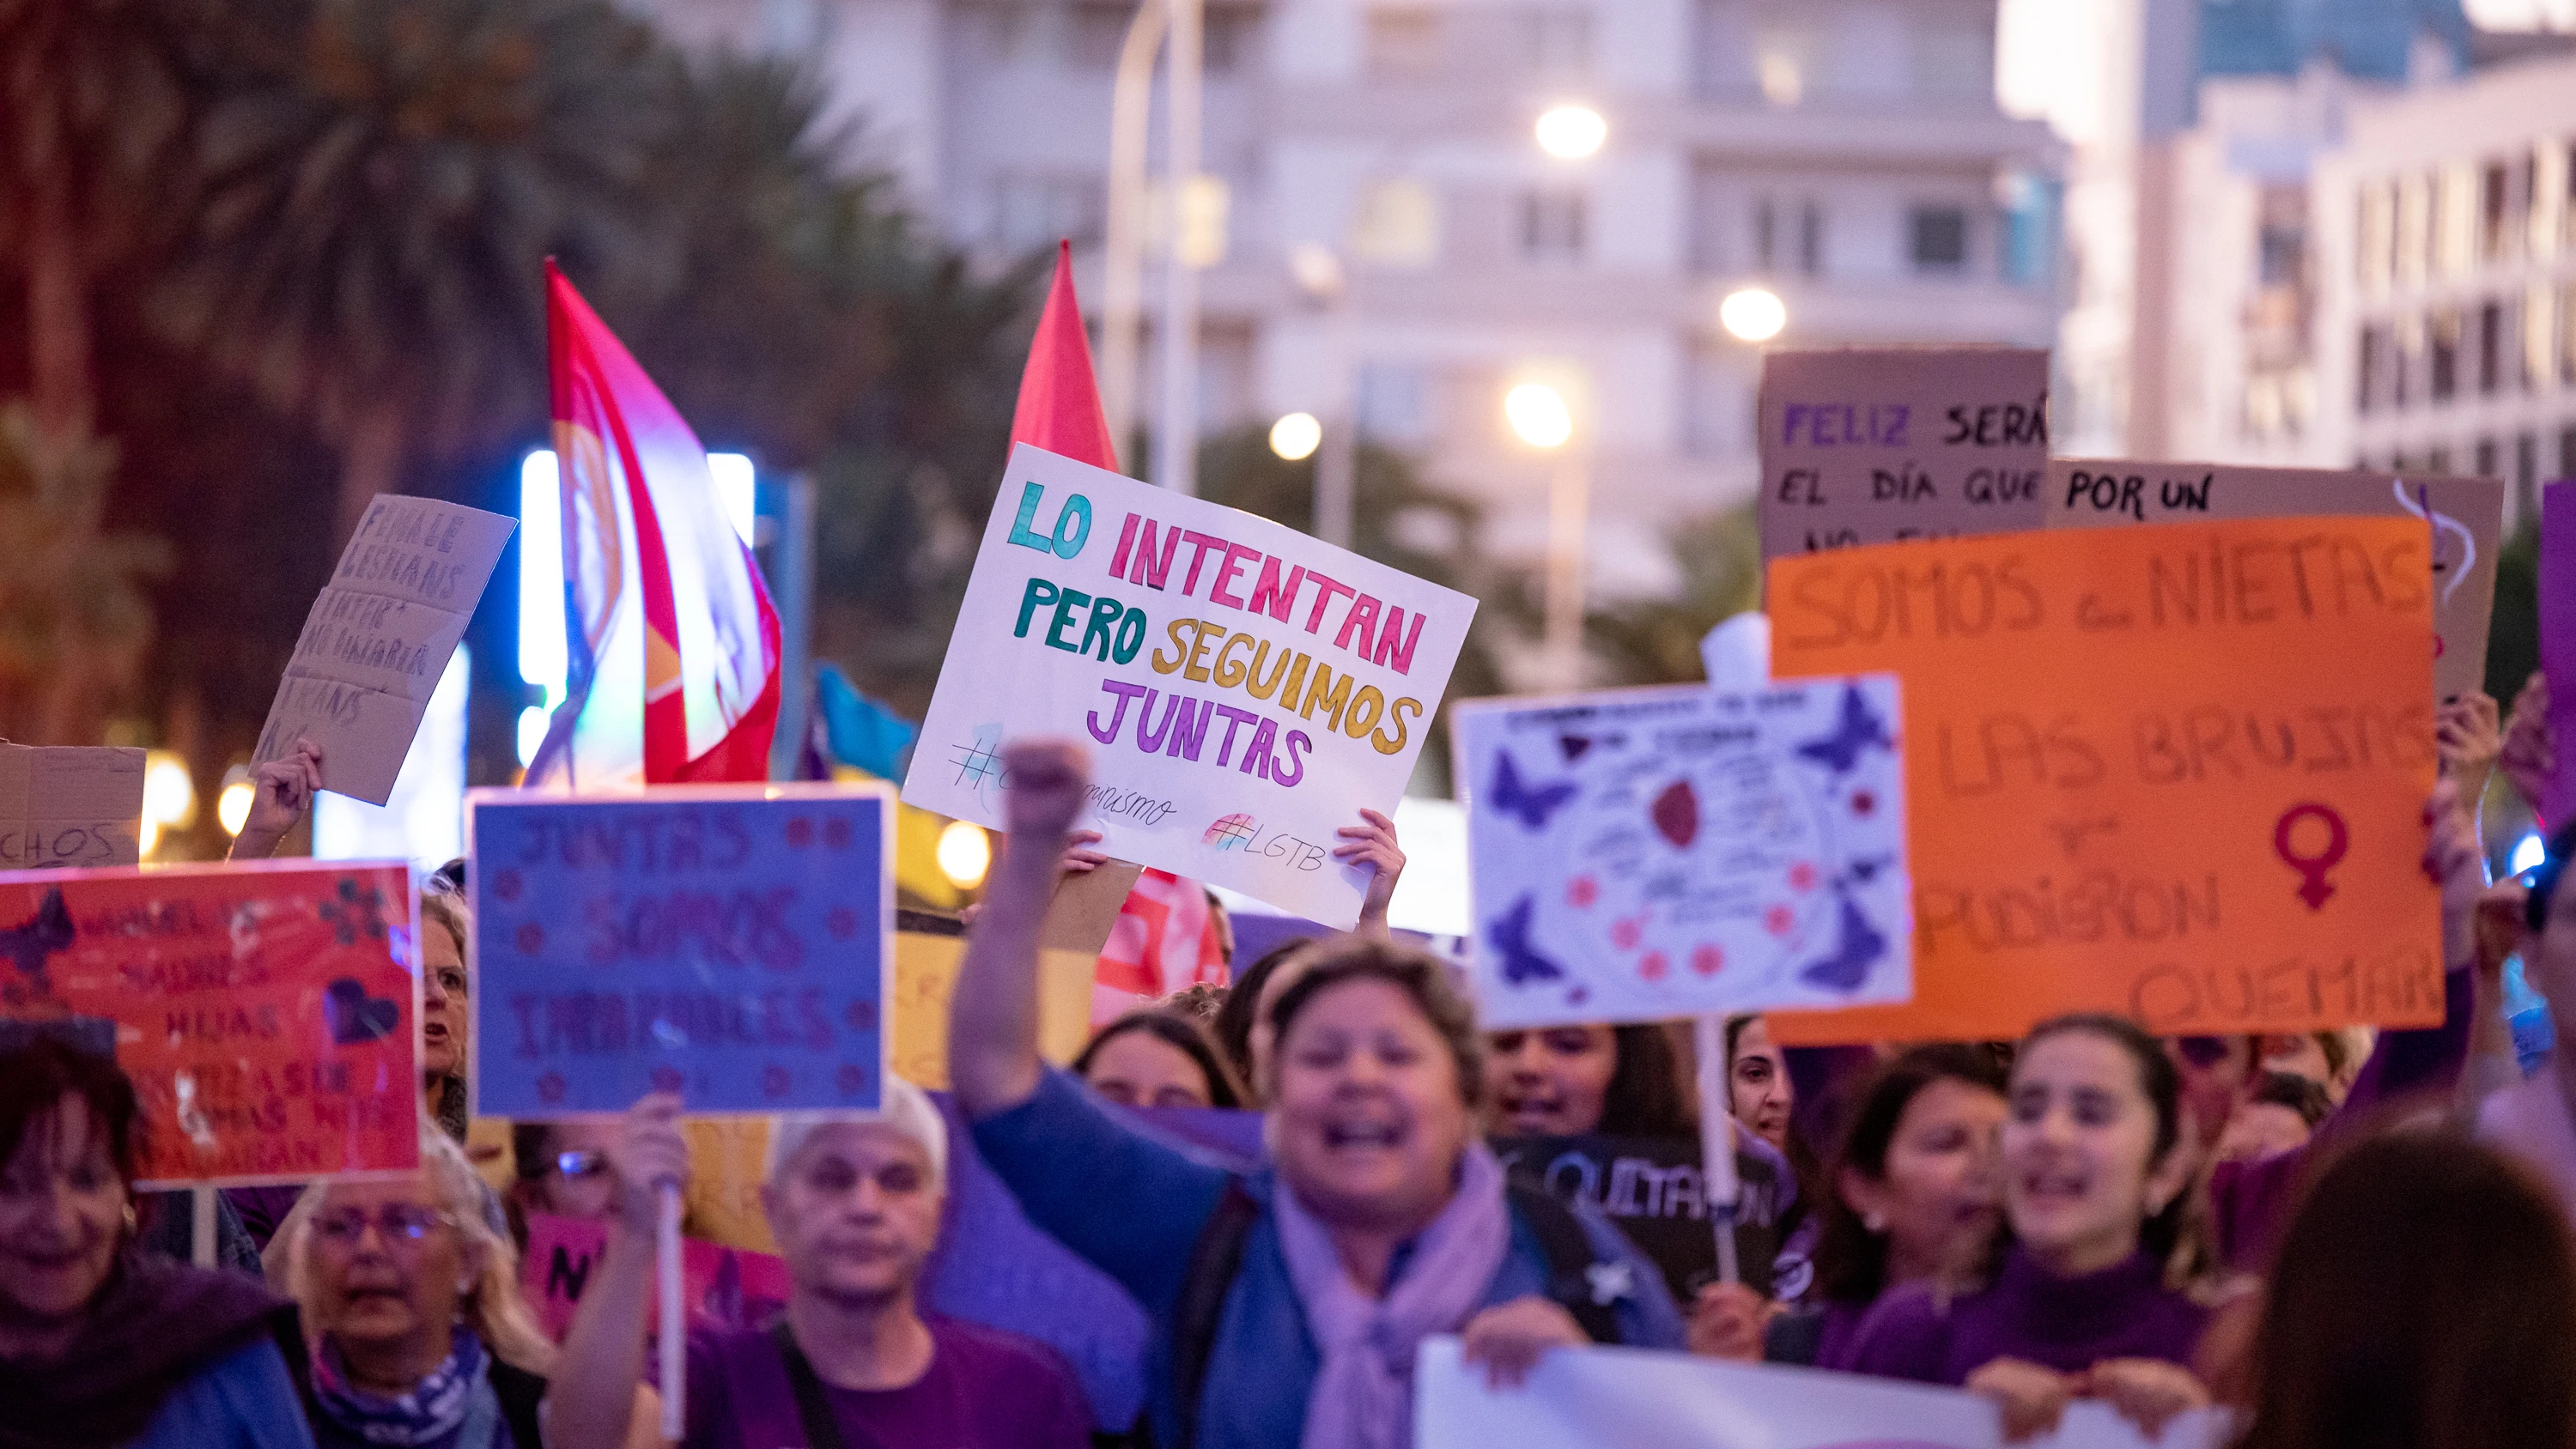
[0,859,421,1186]
[1765,518,2442,1044]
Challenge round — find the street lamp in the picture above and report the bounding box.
[1719,286,1788,343]
[1504,379,1586,691]
[1269,411,1322,461]
[1534,103,1608,161]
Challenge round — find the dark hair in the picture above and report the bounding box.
[2236,1131,2576,1449]
[2018,1013,2188,1260]
[1212,937,1309,1093]
[1267,938,1483,1107]
[1485,1023,1694,1137]
[1160,982,1227,1024]
[0,1037,144,1185]
[1073,1009,1247,1109]
[1814,1044,2010,1305]
[510,1122,562,1184]
[2249,1070,2331,1130]
[2527,820,2576,935]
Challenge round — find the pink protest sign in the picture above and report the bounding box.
[521,1211,791,1340]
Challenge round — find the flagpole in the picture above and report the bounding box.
[1153,0,1204,497]
[1103,0,1164,463]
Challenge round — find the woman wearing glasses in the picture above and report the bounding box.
[276,1128,658,1449]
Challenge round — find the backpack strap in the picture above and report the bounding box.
[1503,1182,1624,1346]
[771,1319,854,1449]
[1170,1178,1261,1449]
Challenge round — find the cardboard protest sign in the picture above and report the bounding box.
[2539,482,2576,827]
[889,931,1098,1090]
[1492,1134,1799,1301]
[1756,347,2050,563]
[1455,681,1911,1029]
[2047,459,2504,704]
[522,1212,791,1341]
[0,744,143,870]
[257,495,514,805]
[0,859,419,1186]
[466,783,892,1116]
[903,444,1475,926]
[1416,1337,2232,1449]
[1767,518,2443,1044]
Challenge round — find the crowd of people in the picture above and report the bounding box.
[3,673,2573,1449]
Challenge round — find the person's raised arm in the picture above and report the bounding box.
[228,737,323,860]
[2437,691,2501,822]
[2500,671,2555,815]
[1334,807,1406,938]
[544,1093,688,1449]
[949,740,1088,1119]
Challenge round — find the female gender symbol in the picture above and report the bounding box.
[2274,803,2349,910]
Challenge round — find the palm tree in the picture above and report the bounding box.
[0,403,171,743]
[0,0,195,443]
[152,0,671,540]
[1581,506,1762,687]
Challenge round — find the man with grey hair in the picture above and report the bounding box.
[542,1077,1088,1449]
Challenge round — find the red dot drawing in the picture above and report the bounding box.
[1764,905,1795,936]
[650,1066,684,1095]
[493,869,523,903]
[1568,876,1599,908]
[835,1064,871,1096]
[1788,861,1819,892]
[1691,944,1724,976]
[514,922,545,955]
[1638,951,1668,981]
[845,1000,878,1033]
[1850,790,1877,817]
[1567,985,1591,1006]
[827,906,859,939]
[537,1071,567,1105]
[1610,917,1643,949]
[823,817,854,850]
[762,1064,793,1097]
[786,818,815,849]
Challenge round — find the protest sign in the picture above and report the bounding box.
[522,1211,792,1341]
[1455,680,1910,1029]
[2046,459,2503,704]
[0,859,419,1187]
[2541,482,2576,827]
[1492,1133,1798,1300]
[1415,1337,2232,1449]
[257,494,514,805]
[889,931,1099,1090]
[466,783,892,1116]
[0,744,143,869]
[1767,518,2442,1043]
[1756,348,2050,564]
[903,443,1475,926]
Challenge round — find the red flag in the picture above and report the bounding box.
[1010,240,1121,471]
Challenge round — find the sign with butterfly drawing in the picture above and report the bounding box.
[0,859,421,1187]
[1454,680,1911,1030]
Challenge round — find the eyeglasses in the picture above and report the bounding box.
[311,1204,453,1250]
[555,1149,609,1179]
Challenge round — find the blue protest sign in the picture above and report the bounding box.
[466,784,892,1116]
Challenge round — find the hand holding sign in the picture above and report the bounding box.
[228,737,323,861]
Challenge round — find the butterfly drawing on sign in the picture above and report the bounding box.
[1795,686,1895,775]
[1486,894,1566,986]
[1488,751,1579,831]
[1799,890,1889,992]
[0,888,75,1005]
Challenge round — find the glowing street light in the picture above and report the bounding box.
[1719,286,1789,343]
[1504,382,1575,450]
[937,820,992,889]
[216,767,255,837]
[1269,411,1323,461]
[1534,104,1608,161]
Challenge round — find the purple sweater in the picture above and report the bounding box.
[1842,1246,2208,1385]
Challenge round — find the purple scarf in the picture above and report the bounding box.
[1273,1143,1511,1449]
[310,1326,490,1449]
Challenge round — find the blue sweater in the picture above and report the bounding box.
[973,1068,1685,1449]
[129,1337,315,1449]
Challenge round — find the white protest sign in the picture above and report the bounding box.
[257,495,516,805]
[1416,1338,2233,1449]
[0,744,143,869]
[906,444,1475,926]
[1758,348,2051,563]
[1454,679,1910,1029]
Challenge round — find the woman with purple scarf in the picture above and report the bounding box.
[948,741,1685,1449]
